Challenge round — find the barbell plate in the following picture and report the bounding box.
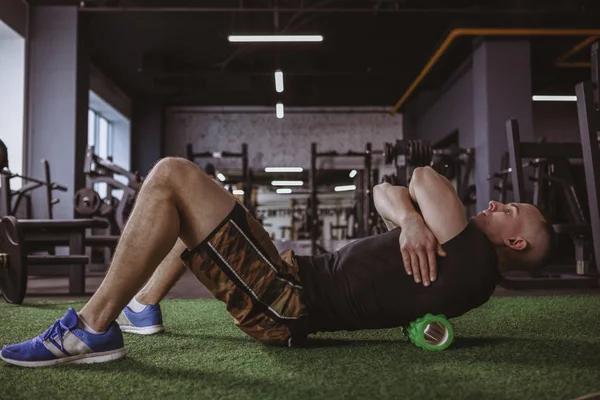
[0,216,27,304]
[73,188,102,216]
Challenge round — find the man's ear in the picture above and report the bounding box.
[504,236,527,251]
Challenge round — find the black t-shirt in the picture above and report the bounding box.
[296,221,500,334]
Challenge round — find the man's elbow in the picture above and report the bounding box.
[373,182,391,194]
[409,167,437,199]
[412,166,436,181]
[410,167,426,187]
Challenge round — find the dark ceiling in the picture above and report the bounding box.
[31,0,600,108]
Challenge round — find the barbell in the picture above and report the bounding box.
[0,217,95,304]
[383,140,473,166]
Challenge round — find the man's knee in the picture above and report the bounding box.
[154,157,197,173]
[151,157,201,179]
[145,157,203,190]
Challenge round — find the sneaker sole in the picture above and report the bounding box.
[119,324,165,335]
[0,348,126,368]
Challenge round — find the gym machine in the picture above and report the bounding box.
[74,146,143,233]
[502,118,599,289]
[186,143,251,208]
[0,139,66,219]
[574,40,600,279]
[488,151,545,204]
[310,142,381,256]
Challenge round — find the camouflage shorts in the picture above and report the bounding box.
[181,203,309,347]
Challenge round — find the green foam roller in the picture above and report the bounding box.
[407,314,454,351]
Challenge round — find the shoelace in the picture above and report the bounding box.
[41,319,70,351]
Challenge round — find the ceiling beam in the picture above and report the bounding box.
[77,4,597,15]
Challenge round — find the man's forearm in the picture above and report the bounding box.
[373,183,421,229]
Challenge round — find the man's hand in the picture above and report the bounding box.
[399,214,447,286]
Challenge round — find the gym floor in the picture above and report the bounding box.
[2,280,600,400]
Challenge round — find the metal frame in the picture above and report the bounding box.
[84,146,142,190]
[309,142,377,256]
[185,143,250,208]
[575,81,600,275]
[591,41,599,110]
[0,160,65,219]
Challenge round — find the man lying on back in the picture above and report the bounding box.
[2,161,553,367]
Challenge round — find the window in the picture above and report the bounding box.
[0,21,26,190]
[88,109,114,198]
[88,109,113,160]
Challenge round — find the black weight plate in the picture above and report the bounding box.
[384,142,395,165]
[425,143,433,165]
[415,141,424,166]
[0,216,27,304]
[0,139,8,170]
[74,188,102,215]
[406,141,414,164]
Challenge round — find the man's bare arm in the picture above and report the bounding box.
[409,167,468,244]
[373,183,419,230]
[373,182,447,286]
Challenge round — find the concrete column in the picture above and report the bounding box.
[26,6,89,218]
[131,100,164,176]
[0,0,26,37]
[472,39,533,212]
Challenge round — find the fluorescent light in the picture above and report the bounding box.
[532,95,577,102]
[276,103,284,119]
[275,70,284,93]
[233,189,244,195]
[334,185,356,192]
[265,167,303,173]
[349,170,357,178]
[217,173,226,182]
[228,35,323,43]
[272,180,303,186]
[276,188,292,194]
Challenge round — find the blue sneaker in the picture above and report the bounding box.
[0,308,125,368]
[116,304,165,335]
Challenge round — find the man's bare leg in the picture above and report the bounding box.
[129,175,226,306]
[133,239,187,306]
[78,157,235,332]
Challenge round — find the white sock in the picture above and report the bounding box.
[77,314,103,334]
[127,296,148,313]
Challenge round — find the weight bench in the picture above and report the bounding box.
[84,235,119,247]
[0,217,109,303]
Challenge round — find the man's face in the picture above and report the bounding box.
[472,201,542,246]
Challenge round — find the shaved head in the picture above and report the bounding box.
[471,201,554,271]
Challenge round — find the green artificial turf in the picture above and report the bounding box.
[1,296,600,400]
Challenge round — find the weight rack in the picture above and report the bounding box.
[185,143,251,208]
[1,159,66,219]
[310,142,382,256]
